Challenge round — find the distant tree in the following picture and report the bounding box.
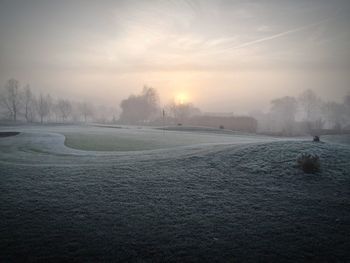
[94,105,108,123]
[23,85,36,122]
[271,96,297,122]
[57,99,72,122]
[37,94,52,124]
[166,101,201,123]
[51,100,60,123]
[344,93,350,126]
[344,93,350,109]
[119,86,160,124]
[0,79,22,121]
[298,89,322,122]
[322,101,346,130]
[79,101,94,123]
[112,108,119,124]
[143,87,159,116]
[270,96,297,134]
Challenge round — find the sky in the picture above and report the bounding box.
[0,0,349,113]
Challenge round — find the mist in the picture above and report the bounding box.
[1,0,350,114]
[1,1,350,262]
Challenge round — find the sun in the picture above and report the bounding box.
[175,92,189,105]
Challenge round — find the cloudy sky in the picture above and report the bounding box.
[0,0,349,113]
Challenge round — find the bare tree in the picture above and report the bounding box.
[166,101,201,124]
[344,93,350,109]
[270,96,297,134]
[79,101,94,123]
[51,100,60,123]
[322,101,346,130]
[344,93,350,127]
[37,94,52,124]
[119,86,160,124]
[298,89,322,121]
[0,79,22,121]
[94,105,108,123]
[57,99,72,122]
[23,85,36,122]
[298,89,325,132]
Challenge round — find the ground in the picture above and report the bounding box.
[0,124,349,262]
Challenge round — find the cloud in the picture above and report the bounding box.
[220,17,333,51]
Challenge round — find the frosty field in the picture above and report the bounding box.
[1,125,350,262]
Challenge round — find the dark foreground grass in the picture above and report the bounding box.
[0,141,350,262]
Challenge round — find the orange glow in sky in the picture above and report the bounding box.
[175,92,190,105]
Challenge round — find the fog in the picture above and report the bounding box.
[1,0,349,114]
[2,2,350,261]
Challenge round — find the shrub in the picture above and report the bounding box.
[219,125,224,129]
[297,153,320,173]
[313,135,320,142]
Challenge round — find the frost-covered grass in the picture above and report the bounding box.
[64,132,167,151]
[322,134,350,145]
[159,125,250,134]
[0,125,350,262]
[62,125,274,151]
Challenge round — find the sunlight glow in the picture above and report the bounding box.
[175,92,190,105]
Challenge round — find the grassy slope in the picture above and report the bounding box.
[62,127,271,152]
[63,132,164,151]
[1,134,350,262]
[322,134,350,145]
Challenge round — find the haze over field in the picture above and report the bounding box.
[1,0,350,113]
[1,1,350,262]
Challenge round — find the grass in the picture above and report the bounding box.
[322,134,350,145]
[61,126,269,152]
[1,138,350,262]
[1,126,350,261]
[63,133,163,151]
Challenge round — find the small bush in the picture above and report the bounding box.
[219,125,224,129]
[297,153,320,173]
[313,135,320,142]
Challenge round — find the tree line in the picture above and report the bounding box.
[0,79,202,125]
[118,86,257,132]
[118,86,350,134]
[118,86,201,125]
[0,79,117,124]
[251,89,350,135]
[1,78,349,135]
